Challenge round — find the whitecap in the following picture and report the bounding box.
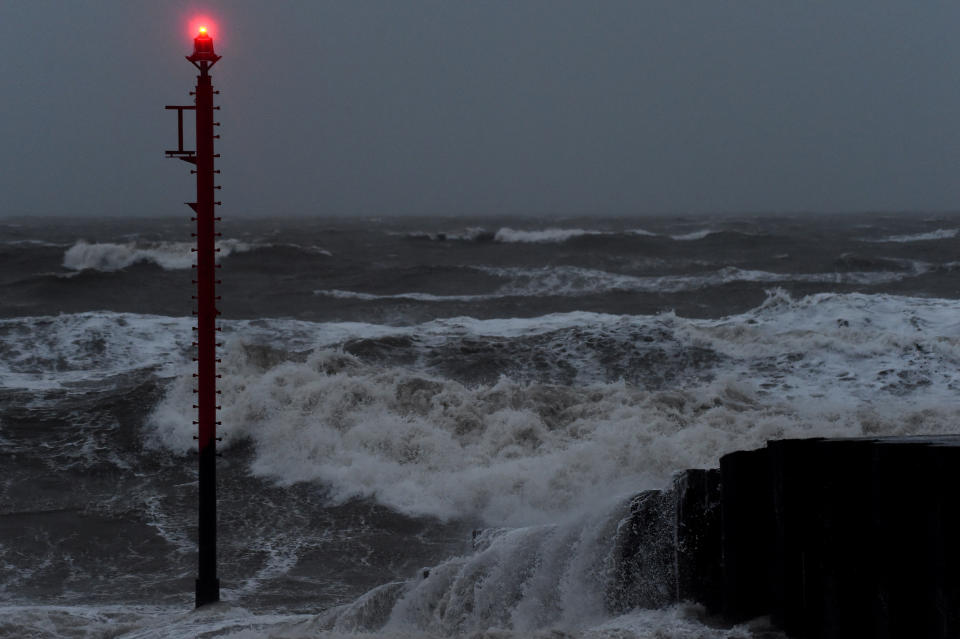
[861,228,959,243]
[314,263,930,302]
[494,227,607,243]
[62,239,253,272]
[669,230,717,241]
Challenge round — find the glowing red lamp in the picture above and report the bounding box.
[187,26,220,65]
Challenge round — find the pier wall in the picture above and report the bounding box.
[615,436,960,638]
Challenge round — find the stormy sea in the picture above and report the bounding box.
[2,212,959,638]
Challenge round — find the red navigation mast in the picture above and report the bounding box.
[165,25,223,609]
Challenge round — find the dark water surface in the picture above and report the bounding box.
[3,212,960,322]
[1,213,958,637]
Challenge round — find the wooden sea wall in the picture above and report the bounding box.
[615,436,960,638]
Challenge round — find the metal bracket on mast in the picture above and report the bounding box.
[164,105,198,164]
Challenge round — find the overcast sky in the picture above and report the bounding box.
[1,1,959,217]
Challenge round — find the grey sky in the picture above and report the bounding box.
[1,1,959,217]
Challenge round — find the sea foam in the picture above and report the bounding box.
[146,291,960,527]
[314,263,930,302]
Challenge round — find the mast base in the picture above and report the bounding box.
[195,577,220,608]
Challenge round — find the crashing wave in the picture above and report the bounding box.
[145,290,960,526]
[62,239,254,271]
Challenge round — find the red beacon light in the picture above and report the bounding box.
[187,26,220,66]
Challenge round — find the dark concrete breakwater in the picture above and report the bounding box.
[613,436,960,638]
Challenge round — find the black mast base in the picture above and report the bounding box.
[195,577,221,608]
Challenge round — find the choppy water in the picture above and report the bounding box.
[1,212,959,637]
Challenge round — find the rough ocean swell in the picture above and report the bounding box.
[1,213,959,638]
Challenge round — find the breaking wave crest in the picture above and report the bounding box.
[314,263,930,302]
[402,227,659,244]
[493,227,660,243]
[862,228,959,243]
[396,226,740,244]
[62,239,254,271]
[494,227,609,243]
[669,229,718,241]
[481,264,926,295]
